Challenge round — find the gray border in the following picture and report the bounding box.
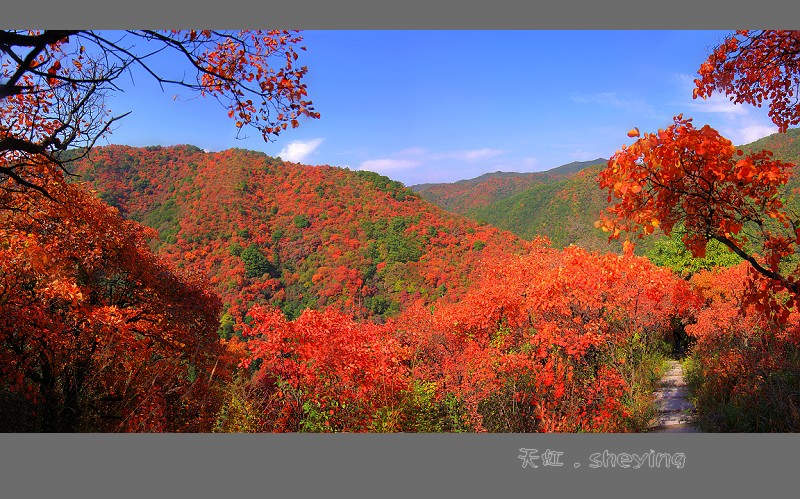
[1,433,798,497]
[2,1,798,499]
[0,0,796,29]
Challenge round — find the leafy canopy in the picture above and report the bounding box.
[0,30,319,200]
[694,30,800,133]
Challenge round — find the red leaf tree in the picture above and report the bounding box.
[694,30,800,133]
[1,30,319,200]
[598,116,799,317]
[0,181,226,431]
[238,306,409,432]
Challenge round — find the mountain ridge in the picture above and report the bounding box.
[411,157,607,191]
[414,128,800,253]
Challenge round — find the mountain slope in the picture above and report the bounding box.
[466,164,635,253]
[742,127,800,204]
[411,158,606,214]
[70,145,530,325]
[741,127,800,163]
[413,157,621,252]
[419,130,800,254]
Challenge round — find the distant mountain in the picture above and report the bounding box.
[412,157,620,251]
[742,127,800,218]
[546,158,609,176]
[466,163,635,253]
[741,127,800,164]
[69,145,529,325]
[411,158,607,214]
[418,129,800,254]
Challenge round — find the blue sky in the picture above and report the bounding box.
[102,30,782,186]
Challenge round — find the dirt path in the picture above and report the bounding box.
[648,360,700,433]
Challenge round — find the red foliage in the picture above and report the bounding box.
[598,115,799,316]
[395,241,697,432]
[239,306,409,432]
[0,181,226,431]
[69,145,530,325]
[1,30,318,198]
[238,239,697,432]
[694,30,800,133]
[414,171,565,214]
[686,263,800,430]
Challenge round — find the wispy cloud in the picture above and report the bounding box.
[570,92,630,107]
[433,148,506,161]
[358,147,513,184]
[677,72,748,116]
[731,124,779,144]
[278,138,324,163]
[359,158,421,174]
[570,91,662,120]
[674,73,778,145]
[396,147,428,157]
[687,96,748,115]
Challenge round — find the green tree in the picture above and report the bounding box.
[646,224,742,278]
[241,244,276,279]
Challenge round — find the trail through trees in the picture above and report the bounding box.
[649,360,699,433]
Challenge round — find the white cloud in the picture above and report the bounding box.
[739,125,779,143]
[677,72,747,116]
[464,148,504,160]
[357,146,505,178]
[426,148,506,162]
[396,147,428,157]
[355,146,510,184]
[570,91,661,120]
[687,95,748,116]
[724,123,779,145]
[359,158,421,174]
[278,138,324,163]
[567,149,604,161]
[672,73,779,145]
[570,91,628,107]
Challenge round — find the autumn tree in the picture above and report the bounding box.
[391,240,697,432]
[0,180,226,431]
[237,306,409,432]
[0,30,320,430]
[595,30,800,431]
[694,30,800,133]
[0,30,319,201]
[646,222,743,278]
[598,116,800,319]
[677,262,800,431]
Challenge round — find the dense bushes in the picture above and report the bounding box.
[227,240,695,432]
[684,264,800,431]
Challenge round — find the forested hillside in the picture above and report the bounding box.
[412,158,606,214]
[61,144,694,432]
[70,145,529,326]
[467,164,634,252]
[416,130,800,256]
